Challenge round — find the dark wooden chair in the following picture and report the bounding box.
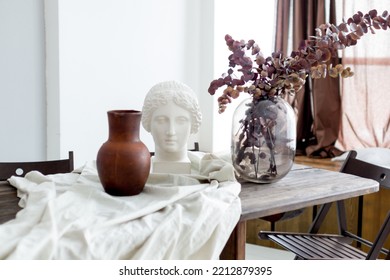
[149,142,199,156]
[0,151,74,224]
[259,150,390,259]
[0,151,74,180]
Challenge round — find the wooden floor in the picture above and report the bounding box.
[246,155,390,257]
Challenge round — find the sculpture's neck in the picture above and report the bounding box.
[153,147,190,163]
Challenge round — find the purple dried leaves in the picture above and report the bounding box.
[209,9,390,113]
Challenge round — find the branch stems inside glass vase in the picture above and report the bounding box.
[232,97,296,183]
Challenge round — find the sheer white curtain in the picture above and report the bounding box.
[335,0,390,150]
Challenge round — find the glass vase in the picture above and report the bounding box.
[231,97,296,183]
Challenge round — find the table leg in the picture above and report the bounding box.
[220,220,246,260]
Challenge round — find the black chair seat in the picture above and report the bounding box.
[259,232,367,259]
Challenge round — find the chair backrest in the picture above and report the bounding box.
[339,150,390,259]
[149,142,199,156]
[0,151,74,180]
[340,150,390,189]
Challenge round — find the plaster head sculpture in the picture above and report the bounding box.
[141,80,202,174]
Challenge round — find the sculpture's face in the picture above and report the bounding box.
[150,102,191,154]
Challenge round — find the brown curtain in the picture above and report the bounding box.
[275,0,342,157]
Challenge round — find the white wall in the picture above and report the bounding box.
[1,0,275,168]
[45,0,216,168]
[212,0,276,154]
[0,0,46,161]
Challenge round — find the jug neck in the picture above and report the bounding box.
[107,110,142,141]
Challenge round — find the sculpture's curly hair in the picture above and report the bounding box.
[141,81,202,134]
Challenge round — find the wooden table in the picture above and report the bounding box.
[0,164,380,259]
[220,164,380,259]
[0,181,21,224]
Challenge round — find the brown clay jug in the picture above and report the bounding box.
[96,110,151,196]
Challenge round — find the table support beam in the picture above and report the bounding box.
[220,221,246,260]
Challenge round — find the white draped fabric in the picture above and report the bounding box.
[0,152,241,260]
